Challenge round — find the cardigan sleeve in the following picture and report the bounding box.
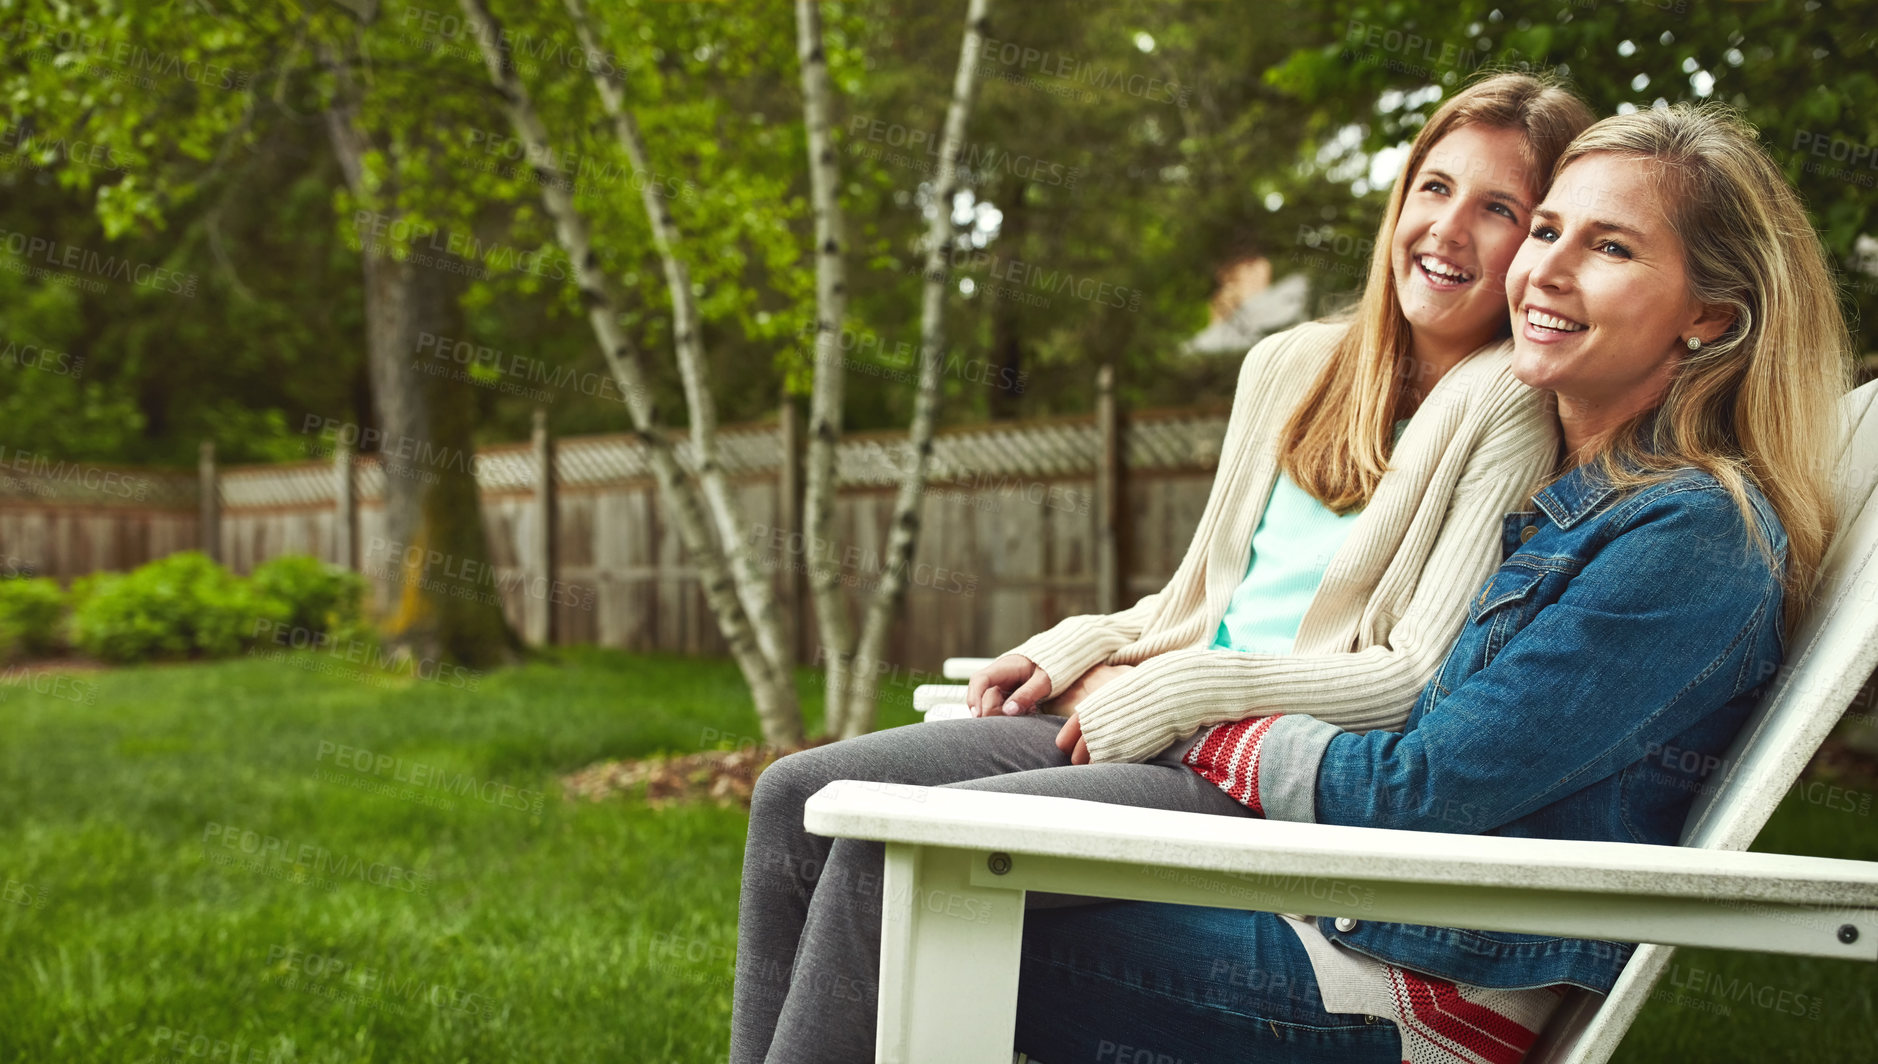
[1001,326,1307,693]
[1003,591,1166,699]
[1072,371,1558,764]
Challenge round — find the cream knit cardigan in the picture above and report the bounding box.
[1010,320,1559,764]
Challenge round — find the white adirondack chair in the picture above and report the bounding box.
[808,379,1878,1064]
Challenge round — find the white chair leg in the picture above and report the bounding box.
[875,843,1026,1064]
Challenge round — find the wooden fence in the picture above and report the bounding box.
[0,387,1231,671]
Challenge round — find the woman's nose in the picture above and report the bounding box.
[1527,242,1573,291]
[1430,201,1470,248]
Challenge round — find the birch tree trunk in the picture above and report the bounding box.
[822,0,999,735]
[795,0,859,734]
[561,0,791,678]
[456,0,803,745]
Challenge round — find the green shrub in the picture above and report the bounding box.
[69,552,283,662]
[250,555,365,637]
[0,577,67,660]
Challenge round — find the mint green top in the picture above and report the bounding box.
[1210,420,1409,655]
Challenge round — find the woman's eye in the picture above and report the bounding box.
[1420,179,1450,195]
[1488,202,1515,220]
[1597,240,1633,259]
[1530,225,1559,242]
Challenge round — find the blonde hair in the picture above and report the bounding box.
[1552,105,1853,629]
[1280,72,1594,514]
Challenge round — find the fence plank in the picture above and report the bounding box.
[334,443,357,570]
[199,441,220,563]
[1095,364,1122,614]
[526,410,556,645]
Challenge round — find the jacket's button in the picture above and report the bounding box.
[1334,916,1358,933]
[1520,525,1539,543]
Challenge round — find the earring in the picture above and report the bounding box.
[1685,336,1702,351]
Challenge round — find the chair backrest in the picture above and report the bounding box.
[1529,379,1878,1064]
[1680,378,1878,848]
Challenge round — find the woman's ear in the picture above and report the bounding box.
[1686,301,1736,348]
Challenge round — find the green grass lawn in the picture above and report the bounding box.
[0,649,1871,1063]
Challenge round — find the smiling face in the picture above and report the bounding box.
[1389,122,1539,364]
[1506,152,1730,432]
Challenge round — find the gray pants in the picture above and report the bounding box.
[729,714,1257,1064]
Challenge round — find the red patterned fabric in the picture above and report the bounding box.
[1184,720,1562,1063]
[1386,967,1557,1064]
[1181,716,1279,815]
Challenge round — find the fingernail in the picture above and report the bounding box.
[1003,700,1019,715]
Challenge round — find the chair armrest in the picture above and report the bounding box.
[912,685,971,722]
[912,684,968,712]
[805,781,1878,960]
[942,657,993,679]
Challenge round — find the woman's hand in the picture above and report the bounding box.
[1049,663,1133,716]
[1055,712,1090,764]
[966,654,1054,717]
[1050,664,1136,764]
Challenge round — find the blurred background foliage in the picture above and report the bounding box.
[1,0,1873,466]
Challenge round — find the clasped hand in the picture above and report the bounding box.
[964,654,1134,765]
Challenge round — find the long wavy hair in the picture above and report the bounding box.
[1279,72,1594,514]
[1551,105,1853,628]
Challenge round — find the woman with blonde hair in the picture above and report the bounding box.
[1015,102,1852,1064]
[732,72,1597,1064]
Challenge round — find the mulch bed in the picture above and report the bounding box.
[1,656,111,673]
[561,737,834,809]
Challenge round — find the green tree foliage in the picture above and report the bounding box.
[817,0,1351,424]
[1,0,1869,458]
[1264,0,1878,358]
[0,0,818,462]
[0,0,364,462]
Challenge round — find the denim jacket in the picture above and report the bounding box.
[1249,458,1789,991]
